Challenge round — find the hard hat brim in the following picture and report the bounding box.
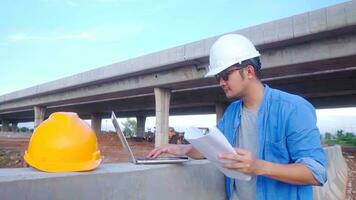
[204,65,228,77]
[24,150,102,172]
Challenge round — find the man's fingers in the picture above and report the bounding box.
[149,147,169,159]
[147,150,154,157]
[219,152,242,161]
[147,144,189,159]
[223,162,246,170]
[147,144,169,158]
[153,149,164,158]
[147,148,163,158]
[146,149,157,158]
[235,148,249,155]
[219,152,235,160]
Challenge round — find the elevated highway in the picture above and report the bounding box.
[1,1,356,142]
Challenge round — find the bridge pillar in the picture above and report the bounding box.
[11,122,18,132]
[1,120,10,131]
[91,113,102,135]
[215,102,228,123]
[34,106,46,128]
[154,88,171,147]
[136,116,146,138]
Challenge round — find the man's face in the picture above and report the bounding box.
[215,66,247,99]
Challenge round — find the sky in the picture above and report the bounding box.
[97,107,356,134]
[1,0,355,134]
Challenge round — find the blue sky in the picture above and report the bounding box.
[0,0,349,95]
[1,0,355,133]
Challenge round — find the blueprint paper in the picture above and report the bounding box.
[185,126,251,181]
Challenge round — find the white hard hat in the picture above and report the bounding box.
[205,34,260,77]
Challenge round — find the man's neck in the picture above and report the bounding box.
[242,81,264,110]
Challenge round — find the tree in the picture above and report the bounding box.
[336,130,345,139]
[324,132,333,140]
[19,127,30,132]
[344,132,355,140]
[121,118,137,137]
[324,130,356,147]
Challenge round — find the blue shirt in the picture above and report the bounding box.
[217,85,327,200]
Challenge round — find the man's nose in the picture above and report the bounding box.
[219,79,226,87]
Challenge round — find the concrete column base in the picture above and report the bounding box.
[11,122,18,132]
[34,106,46,128]
[91,113,102,135]
[136,116,146,138]
[1,120,10,132]
[154,88,171,147]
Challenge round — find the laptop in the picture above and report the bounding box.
[111,111,189,164]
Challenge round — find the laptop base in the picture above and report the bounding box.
[135,156,189,164]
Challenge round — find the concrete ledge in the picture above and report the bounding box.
[313,145,348,200]
[0,146,349,200]
[0,160,225,200]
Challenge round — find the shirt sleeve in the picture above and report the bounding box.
[295,157,327,185]
[216,104,228,133]
[217,115,224,131]
[285,98,328,184]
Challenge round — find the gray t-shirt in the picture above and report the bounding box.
[233,106,258,200]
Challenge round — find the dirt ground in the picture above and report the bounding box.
[0,133,155,167]
[0,134,355,199]
[343,147,356,200]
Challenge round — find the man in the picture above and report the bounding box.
[147,34,327,200]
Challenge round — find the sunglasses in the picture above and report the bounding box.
[215,66,240,82]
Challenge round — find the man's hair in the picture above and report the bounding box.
[237,57,261,79]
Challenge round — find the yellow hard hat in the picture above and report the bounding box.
[24,112,101,172]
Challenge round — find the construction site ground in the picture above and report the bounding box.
[0,133,355,199]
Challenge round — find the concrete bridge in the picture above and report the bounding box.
[1,1,356,145]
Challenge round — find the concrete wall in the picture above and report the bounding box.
[0,160,225,200]
[313,146,349,200]
[0,146,348,200]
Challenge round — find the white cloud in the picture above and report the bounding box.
[8,24,144,43]
[39,0,137,6]
[316,107,356,117]
[94,0,139,3]
[39,0,80,6]
[66,0,79,7]
[9,32,96,42]
[94,0,117,3]
[316,108,356,134]
[86,24,144,41]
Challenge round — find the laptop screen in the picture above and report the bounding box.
[111,111,189,164]
[111,112,136,163]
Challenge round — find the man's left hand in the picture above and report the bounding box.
[218,148,264,175]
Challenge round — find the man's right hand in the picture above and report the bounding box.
[146,144,194,159]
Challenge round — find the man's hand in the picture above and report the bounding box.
[219,148,320,185]
[146,144,193,159]
[219,148,264,175]
[147,144,204,159]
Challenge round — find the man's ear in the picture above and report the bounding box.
[246,65,255,79]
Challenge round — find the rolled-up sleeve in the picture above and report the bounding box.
[296,157,327,185]
[285,98,327,185]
